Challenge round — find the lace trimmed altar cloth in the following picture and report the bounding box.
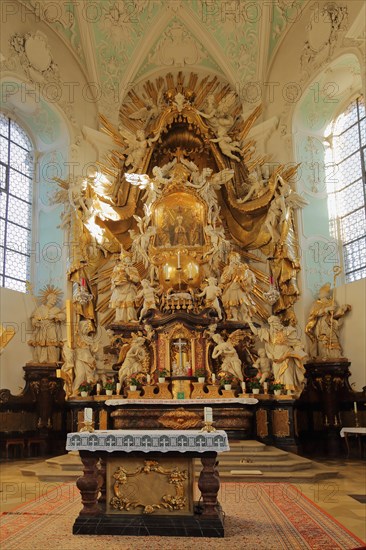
[66,429,230,453]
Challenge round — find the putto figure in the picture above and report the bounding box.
[305,283,351,360]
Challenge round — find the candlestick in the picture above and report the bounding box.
[116,382,121,395]
[146,374,151,384]
[84,408,93,423]
[66,299,73,349]
[204,407,213,422]
[96,383,101,395]
[212,373,216,384]
[354,401,358,414]
[164,263,170,281]
[241,381,246,393]
[187,262,193,280]
[177,250,181,269]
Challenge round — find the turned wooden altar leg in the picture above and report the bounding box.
[76,452,101,516]
[198,452,220,517]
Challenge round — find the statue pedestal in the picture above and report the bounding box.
[297,360,355,456]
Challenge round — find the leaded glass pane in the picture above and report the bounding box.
[0,246,4,274]
[0,114,8,138]
[344,237,366,273]
[7,195,32,226]
[6,222,31,254]
[358,97,365,119]
[9,142,31,174]
[0,136,8,163]
[0,191,7,218]
[9,169,32,201]
[336,152,362,189]
[361,124,365,147]
[346,267,366,283]
[4,277,27,292]
[333,124,359,162]
[337,179,364,218]
[0,163,6,190]
[10,121,32,151]
[334,101,358,134]
[340,208,366,243]
[5,249,29,279]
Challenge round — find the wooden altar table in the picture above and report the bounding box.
[66,429,230,537]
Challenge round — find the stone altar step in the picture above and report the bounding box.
[19,441,338,483]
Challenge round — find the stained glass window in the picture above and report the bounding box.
[0,114,33,293]
[326,96,366,283]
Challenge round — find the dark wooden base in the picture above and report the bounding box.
[73,503,224,537]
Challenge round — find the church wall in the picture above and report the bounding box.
[0,287,33,392]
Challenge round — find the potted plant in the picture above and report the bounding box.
[195,368,206,383]
[79,381,92,397]
[104,378,116,396]
[248,377,261,394]
[129,377,139,391]
[157,369,167,383]
[270,382,284,396]
[220,375,233,391]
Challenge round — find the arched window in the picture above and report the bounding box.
[325,96,366,283]
[0,113,33,293]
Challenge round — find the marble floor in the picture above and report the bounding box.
[0,457,365,543]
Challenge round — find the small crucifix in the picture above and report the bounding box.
[173,338,186,371]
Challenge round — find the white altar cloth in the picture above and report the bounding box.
[105,398,258,406]
[340,427,366,437]
[66,429,230,453]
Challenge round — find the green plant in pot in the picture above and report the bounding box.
[104,378,116,395]
[157,369,167,382]
[220,374,233,390]
[79,381,92,396]
[247,377,261,393]
[270,382,284,395]
[195,368,206,382]
[129,377,139,391]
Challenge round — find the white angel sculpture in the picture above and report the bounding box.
[128,89,163,127]
[129,214,156,267]
[210,129,242,162]
[118,335,150,384]
[204,224,231,272]
[211,331,244,381]
[119,128,159,172]
[197,92,236,134]
[125,158,177,206]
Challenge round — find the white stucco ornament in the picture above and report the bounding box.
[24,32,52,73]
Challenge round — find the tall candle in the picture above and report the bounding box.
[241,381,246,393]
[164,263,170,280]
[147,374,151,384]
[116,383,121,394]
[188,262,193,279]
[263,382,268,390]
[354,401,358,414]
[96,383,101,395]
[212,373,216,384]
[204,407,213,422]
[177,250,181,269]
[56,369,61,378]
[66,299,73,349]
[84,408,93,423]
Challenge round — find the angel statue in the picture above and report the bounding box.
[118,335,150,384]
[197,277,223,320]
[109,252,140,322]
[197,92,236,134]
[119,128,159,172]
[220,252,257,323]
[128,88,163,127]
[136,279,159,321]
[125,158,177,206]
[305,283,351,360]
[210,129,242,162]
[211,331,244,381]
[182,159,234,224]
[249,316,307,393]
[129,214,156,267]
[204,224,231,272]
[237,170,268,203]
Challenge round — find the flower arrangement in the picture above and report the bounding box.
[104,378,116,390]
[78,381,92,393]
[157,368,167,378]
[270,382,284,391]
[220,374,233,386]
[195,368,206,378]
[246,377,261,390]
[129,377,139,387]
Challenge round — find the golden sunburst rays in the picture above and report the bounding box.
[37,284,63,305]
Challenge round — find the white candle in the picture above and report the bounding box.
[116,383,121,393]
[84,408,93,423]
[147,374,151,384]
[241,381,246,393]
[211,373,216,384]
[177,250,181,269]
[96,383,101,395]
[263,382,268,390]
[204,407,213,422]
[164,263,170,280]
[188,262,193,279]
[354,401,358,414]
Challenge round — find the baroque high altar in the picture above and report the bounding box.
[56,72,309,400]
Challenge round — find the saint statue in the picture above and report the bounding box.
[305,283,351,359]
[109,253,140,322]
[29,286,65,363]
[220,252,256,322]
[211,332,244,381]
[249,316,307,393]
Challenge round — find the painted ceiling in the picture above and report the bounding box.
[23,0,305,120]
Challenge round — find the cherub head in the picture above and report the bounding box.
[207,277,217,286]
[257,348,266,358]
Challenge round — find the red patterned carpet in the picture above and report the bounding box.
[1,482,365,550]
